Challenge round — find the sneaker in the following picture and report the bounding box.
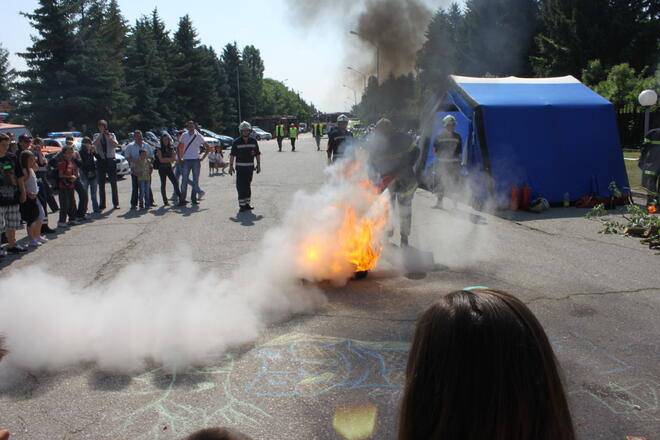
[191,200,199,205]
[38,236,49,243]
[57,222,69,228]
[93,209,103,213]
[28,239,42,247]
[178,200,188,206]
[198,190,206,199]
[113,205,120,210]
[130,206,137,210]
[41,225,56,234]
[7,245,27,253]
[68,220,79,226]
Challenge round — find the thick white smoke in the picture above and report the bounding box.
[0,159,388,382]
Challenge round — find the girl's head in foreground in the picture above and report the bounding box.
[399,289,575,440]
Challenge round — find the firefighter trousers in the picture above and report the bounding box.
[236,166,254,207]
[642,169,659,204]
[390,191,414,237]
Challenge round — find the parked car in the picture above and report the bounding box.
[0,123,31,139]
[115,152,130,177]
[299,123,308,133]
[252,127,272,140]
[199,128,233,149]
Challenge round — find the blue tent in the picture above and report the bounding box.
[420,75,629,205]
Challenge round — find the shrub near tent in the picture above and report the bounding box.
[419,76,630,207]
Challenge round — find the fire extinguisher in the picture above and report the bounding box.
[521,184,532,210]
[510,184,520,211]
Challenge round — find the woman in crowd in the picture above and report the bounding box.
[57,146,79,227]
[18,150,47,246]
[398,288,575,440]
[156,132,182,206]
[79,137,100,213]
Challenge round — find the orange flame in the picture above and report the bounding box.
[298,178,389,280]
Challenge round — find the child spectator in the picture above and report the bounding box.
[209,147,228,175]
[208,147,218,176]
[0,132,27,256]
[32,137,59,218]
[57,146,78,227]
[183,427,253,440]
[132,149,153,209]
[19,150,47,247]
[398,289,575,440]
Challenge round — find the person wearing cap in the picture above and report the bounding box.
[289,123,298,152]
[327,114,353,164]
[229,121,261,212]
[639,128,660,210]
[432,115,463,209]
[275,120,285,152]
[371,118,419,247]
[92,119,120,210]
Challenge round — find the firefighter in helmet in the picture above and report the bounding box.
[371,118,420,247]
[640,128,660,211]
[327,114,353,164]
[229,121,261,212]
[432,114,463,209]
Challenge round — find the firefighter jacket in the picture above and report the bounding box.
[370,131,420,196]
[639,128,660,174]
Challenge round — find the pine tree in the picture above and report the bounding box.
[0,44,17,104]
[241,45,264,121]
[222,42,243,128]
[124,17,166,130]
[18,0,78,132]
[150,8,177,127]
[458,0,538,76]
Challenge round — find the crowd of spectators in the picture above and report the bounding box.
[0,119,228,259]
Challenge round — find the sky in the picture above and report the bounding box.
[0,0,458,112]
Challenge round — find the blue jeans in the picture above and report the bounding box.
[180,159,201,202]
[138,180,151,206]
[79,173,99,211]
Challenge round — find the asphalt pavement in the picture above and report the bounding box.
[0,134,658,439]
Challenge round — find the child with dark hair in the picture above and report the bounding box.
[18,150,47,246]
[132,150,153,209]
[183,427,253,440]
[398,289,575,440]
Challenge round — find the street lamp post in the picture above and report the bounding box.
[347,66,367,91]
[350,31,379,84]
[638,89,658,135]
[343,84,357,107]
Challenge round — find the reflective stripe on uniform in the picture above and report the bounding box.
[644,170,657,176]
[644,138,660,145]
[236,162,255,167]
[236,144,257,149]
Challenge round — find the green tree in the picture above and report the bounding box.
[0,44,17,104]
[241,45,264,121]
[18,0,78,132]
[457,0,538,76]
[222,42,243,127]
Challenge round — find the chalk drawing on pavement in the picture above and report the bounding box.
[552,331,632,375]
[245,332,409,398]
[573,379,660,422]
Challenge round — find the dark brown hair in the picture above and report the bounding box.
[19,149,34,170]
[98,119,107,127]
[398,289,575,440]
[0,133,9,143]
[183,427,253,440]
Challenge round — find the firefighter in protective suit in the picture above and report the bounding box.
[370,118,419,247]
[639,128,660,210]
[229,121,261,211]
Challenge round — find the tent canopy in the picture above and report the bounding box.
[421,75,629,205]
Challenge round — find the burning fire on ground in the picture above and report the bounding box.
[296,159,390,282]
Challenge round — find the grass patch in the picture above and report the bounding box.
[624,151,641,188]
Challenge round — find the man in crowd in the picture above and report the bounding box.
[432,115,463,209]
[93,119,120,210]
[327,114,353,164]
[0,133,27,256]
[289,123,298,152]
[275,120,285,152]
[312,120,323,151]
[178,121,209,206]
[124,130,155,210]
[229,121,261,212]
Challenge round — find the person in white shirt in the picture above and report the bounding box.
[123,130,155,210]
[178,121,209,205]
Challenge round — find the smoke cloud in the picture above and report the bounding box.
[0,159,388,382]
[287,0,436,87]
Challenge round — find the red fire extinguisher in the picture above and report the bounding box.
[510,184,520,211]
[521,183,532,210]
